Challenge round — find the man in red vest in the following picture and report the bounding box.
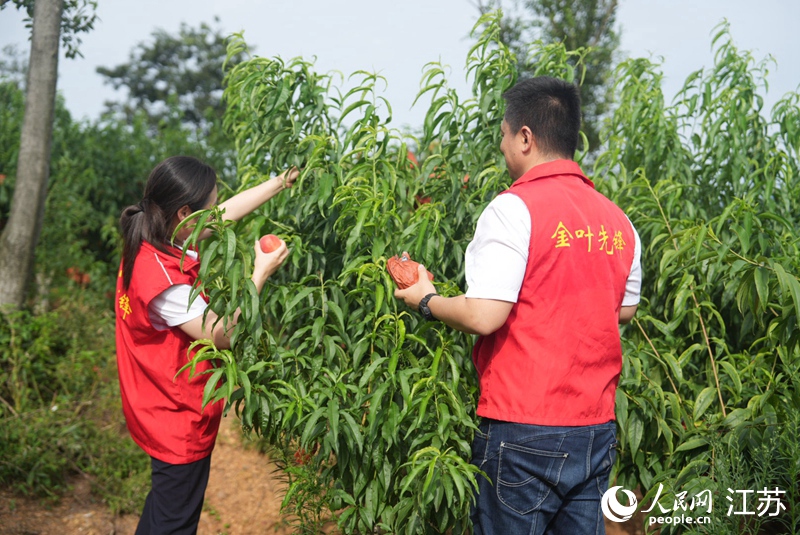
[395,76,641,534]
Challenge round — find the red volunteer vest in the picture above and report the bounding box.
[473,160,635,426]
[115,241,223,464]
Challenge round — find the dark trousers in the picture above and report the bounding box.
[135,455,212,535]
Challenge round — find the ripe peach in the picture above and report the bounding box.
[259,234,282,253]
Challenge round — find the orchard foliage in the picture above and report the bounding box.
[187,13,529,533]
[183,13,800,534]
[597,22,800,532]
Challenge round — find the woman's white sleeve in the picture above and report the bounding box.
[148,284,208,331]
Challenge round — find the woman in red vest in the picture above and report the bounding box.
[116,156,297,534]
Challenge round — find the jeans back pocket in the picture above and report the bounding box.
[496,442,568,515]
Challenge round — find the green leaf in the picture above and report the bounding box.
[301,407,326,446]
[615,390,629,430]
[693,386,717,420]
[388,347,401,376]
[719,361,742,396]
[754,267,770,310]
[359,357,387,389]
[202,368,225,408]
[722,407,752,429]
[662,351,684,382]
[224,227,236,273]
[341,411,364,453]
[340,99,372,123]
[328,398,340,450]
[675,437,709,453]
[374,283,385,317]
[326,299,345,333]
[628,411,643,454]
[283,286,316,318]
[772,261,800,318]
[237,369,252,403]
[676,459,710,487]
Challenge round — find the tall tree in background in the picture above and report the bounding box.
[97,20,242,139]
[477,0,619,152]
[0,0,64,309]
[0,0,97,309]
[96,19,246,179]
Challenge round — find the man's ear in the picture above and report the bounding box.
[519,126,534,153]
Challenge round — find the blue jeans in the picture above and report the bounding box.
[470,419,617,535]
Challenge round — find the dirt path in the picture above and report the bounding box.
[0,417,644,534]
[0,416,290,535]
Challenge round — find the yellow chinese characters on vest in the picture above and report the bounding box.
[116,268,132,320]
[118,294,132,320]
[551,222,626,254]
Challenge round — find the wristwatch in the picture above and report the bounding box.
[418,293,438,321]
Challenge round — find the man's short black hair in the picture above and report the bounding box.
[502,76,582,159]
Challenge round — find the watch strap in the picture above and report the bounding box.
[418,293,438,321]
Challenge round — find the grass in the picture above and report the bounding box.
[0,293,150,514]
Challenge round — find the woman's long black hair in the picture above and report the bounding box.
[119,156,217,290]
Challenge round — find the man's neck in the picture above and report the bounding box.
[521,153,571,176]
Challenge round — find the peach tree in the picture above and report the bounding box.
[180,12,595,534]
[595,23,800,533]
[182,12,800,535]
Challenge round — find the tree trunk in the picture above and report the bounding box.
[0,0,64,309]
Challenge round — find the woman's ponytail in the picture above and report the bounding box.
[120,204,146,289]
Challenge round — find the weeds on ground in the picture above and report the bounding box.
[0,296,149,514]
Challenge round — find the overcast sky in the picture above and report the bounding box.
[1,0,798,130]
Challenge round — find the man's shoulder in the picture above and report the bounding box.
[486,191,530,218]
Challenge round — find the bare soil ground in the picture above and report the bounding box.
[0,417,646,534]
[0,417,291,535]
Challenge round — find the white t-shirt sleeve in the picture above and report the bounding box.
[622,222,642,306]
[147,248,207,331]
[148,284,208,331]
[464,193,530,303]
